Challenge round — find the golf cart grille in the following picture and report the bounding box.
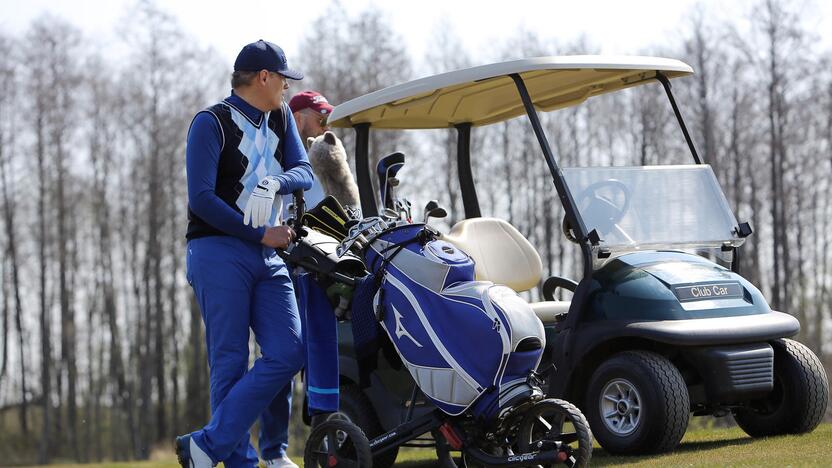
[685,343,774,402]
[725,352,773,391]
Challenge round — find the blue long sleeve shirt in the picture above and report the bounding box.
[186,92,313,243]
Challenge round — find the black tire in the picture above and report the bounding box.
[734,338,829,437]
[339,384,399,468]
[585,351,689,455]
[304,419,372,468]
[516,398,593,468]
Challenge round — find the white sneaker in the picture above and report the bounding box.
[189,438,216,468]
[174,434,215,468]
[264,454,299,468]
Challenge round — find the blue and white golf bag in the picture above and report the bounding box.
[365,224,546,420]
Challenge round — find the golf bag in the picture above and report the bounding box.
[364,223,546,420]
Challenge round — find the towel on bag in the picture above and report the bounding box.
[294,271,340,413]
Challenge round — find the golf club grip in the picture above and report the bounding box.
[292,189,306,239]
[293,189,305,218]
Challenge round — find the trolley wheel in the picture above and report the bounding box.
[304,419,373,468]
[516,398,593,468]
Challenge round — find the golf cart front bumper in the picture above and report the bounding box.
[576,310,799,347]
[605,311,799,346]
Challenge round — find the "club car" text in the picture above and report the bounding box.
[689,284,731,298]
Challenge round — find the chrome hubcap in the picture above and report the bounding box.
[600,378,641,435]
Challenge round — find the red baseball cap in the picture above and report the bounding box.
[289,91,334,115]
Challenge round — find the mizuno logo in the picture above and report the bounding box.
[256,184,268,190]
[393,305,423,348]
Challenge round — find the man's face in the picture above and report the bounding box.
[260,70,289,111]
[299,108,330,139]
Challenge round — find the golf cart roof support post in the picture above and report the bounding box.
[455,122,481,219]
[656,72,702,164]
[509,73,593,279]
[353,123,378,217]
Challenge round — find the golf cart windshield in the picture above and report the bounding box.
[562,165,743,252]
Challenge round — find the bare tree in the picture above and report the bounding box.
[0,32,11,396]
[47,20,83,460]
[0,33,28,435]
[22,19,63,456]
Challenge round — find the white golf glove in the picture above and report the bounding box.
[244,175,281,228]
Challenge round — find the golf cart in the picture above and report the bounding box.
[314,56,829,459]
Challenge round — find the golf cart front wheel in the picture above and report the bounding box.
[516,398,593,468]
[304,419,373,468]
[586,351,689,454]
[733,338,829,437]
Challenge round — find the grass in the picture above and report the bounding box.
[17,423,832,467]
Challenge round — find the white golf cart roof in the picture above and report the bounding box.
[328,56,693,129]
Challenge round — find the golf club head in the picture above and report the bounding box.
[423,201,447,223]
[423,200,439,222]
[428,207,447,219]
[424,200,439,212]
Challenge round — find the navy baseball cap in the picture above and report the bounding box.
[234,40,304,80]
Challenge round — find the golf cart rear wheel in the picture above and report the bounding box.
[516,398,593,468]
[304,419,372,468]
[339,384,399,468]
[733,339,829,437]
[586,351,689,454]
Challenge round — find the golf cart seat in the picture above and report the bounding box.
[441,217,570,324]
[529,301,571,323]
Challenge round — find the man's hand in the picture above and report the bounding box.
[243,175,281,228]
[261,226,295,249]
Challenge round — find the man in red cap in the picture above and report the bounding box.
[280,91,335,216]
[289,90,333,145]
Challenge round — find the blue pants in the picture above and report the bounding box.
[186,236,304,467]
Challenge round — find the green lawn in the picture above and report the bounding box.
[20,423,832,467]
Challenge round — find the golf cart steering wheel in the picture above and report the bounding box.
[562,179,630,244]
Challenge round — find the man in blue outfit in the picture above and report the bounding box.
[176,40,313,468]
